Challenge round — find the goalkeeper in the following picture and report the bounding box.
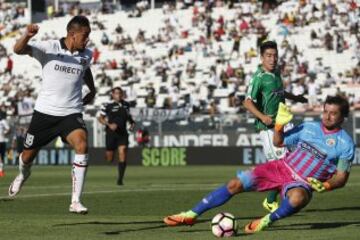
[164,95,354,234]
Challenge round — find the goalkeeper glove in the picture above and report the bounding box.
[307,177,331,193]
[275,103,293,131]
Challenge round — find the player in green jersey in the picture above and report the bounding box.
[243,41,307,212]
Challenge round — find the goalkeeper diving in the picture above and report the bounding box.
[163,95,355,234]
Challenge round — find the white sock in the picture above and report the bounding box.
[19,154,31,179]
[0,162,3,171]
[71,154,88,203]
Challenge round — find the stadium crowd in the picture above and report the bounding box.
[0,0,359,121]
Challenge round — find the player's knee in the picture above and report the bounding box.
[118,147,127,159]
[287,188,310,208]
[73,140,88,154]
[227,178,243,194]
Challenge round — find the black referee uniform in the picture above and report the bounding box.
[101,100,135,149]
[100,98,135,185]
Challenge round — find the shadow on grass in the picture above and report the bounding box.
[53,220,165,227]
[269,220,360,231]
[178,228,250,237]
[53,217,256,235]
[305,206,360,213]
[0,198,14,202]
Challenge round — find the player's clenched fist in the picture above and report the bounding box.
[26,24,39,37]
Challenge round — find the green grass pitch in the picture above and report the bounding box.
[0,165,360,240]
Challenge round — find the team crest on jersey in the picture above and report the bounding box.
[80,58,87,66]
[25,133,34,147]
[275,149,285,158]
[326,138,336,146]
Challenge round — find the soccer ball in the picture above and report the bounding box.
[211,212,237,237]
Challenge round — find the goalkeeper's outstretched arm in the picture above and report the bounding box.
[326,170,350,190]
[308,171,349,193]
[273,102,293,147]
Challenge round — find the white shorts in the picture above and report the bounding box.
[259,129,286,161]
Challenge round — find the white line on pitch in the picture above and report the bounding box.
[0,186,218,200]
[1,182,360,200]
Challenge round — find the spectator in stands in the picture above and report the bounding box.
[205,14,213,39]
[335,31,345,53]
[92,47,100,64]
[145,83,156,108]
[115,24,123,34]
[220,70,229,88]
[324,32,334,50]
[11,126,27,164]
[230,34,241,59]
[208,66,219,98]
[352,68,360,84]
[101,32,110,45]
[128,6,142,18]
[136,128,150,147]
[244,47,257,63]
[208,100,218,128]
[135,29,146,43]
[186,60,196,78]
[4,55,13,75]
[324,73,336,87]
[145,91,156,108]
[109,59,118,69]
[228,92,237,108]
[239,18,250,33]
[307,78,319,110]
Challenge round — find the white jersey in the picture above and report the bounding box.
[29,38,92,116]
[0,119,9,142]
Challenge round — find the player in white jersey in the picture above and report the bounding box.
[0,115,10,177]
[8,16,96,214]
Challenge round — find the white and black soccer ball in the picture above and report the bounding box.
[211,212,237,237]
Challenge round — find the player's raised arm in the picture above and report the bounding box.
[13,24,39,55]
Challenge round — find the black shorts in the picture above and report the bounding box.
[106,131,129,151]
[0,142,6,160]
[24,111,87,149]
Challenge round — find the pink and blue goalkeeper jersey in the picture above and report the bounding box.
[283,122,355,181]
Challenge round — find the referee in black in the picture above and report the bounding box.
[98,87,135,185]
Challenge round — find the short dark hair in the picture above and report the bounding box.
[66,15,90,32]
[260,40,277,55]
[324,95,350,118]
[112,87,123,93]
